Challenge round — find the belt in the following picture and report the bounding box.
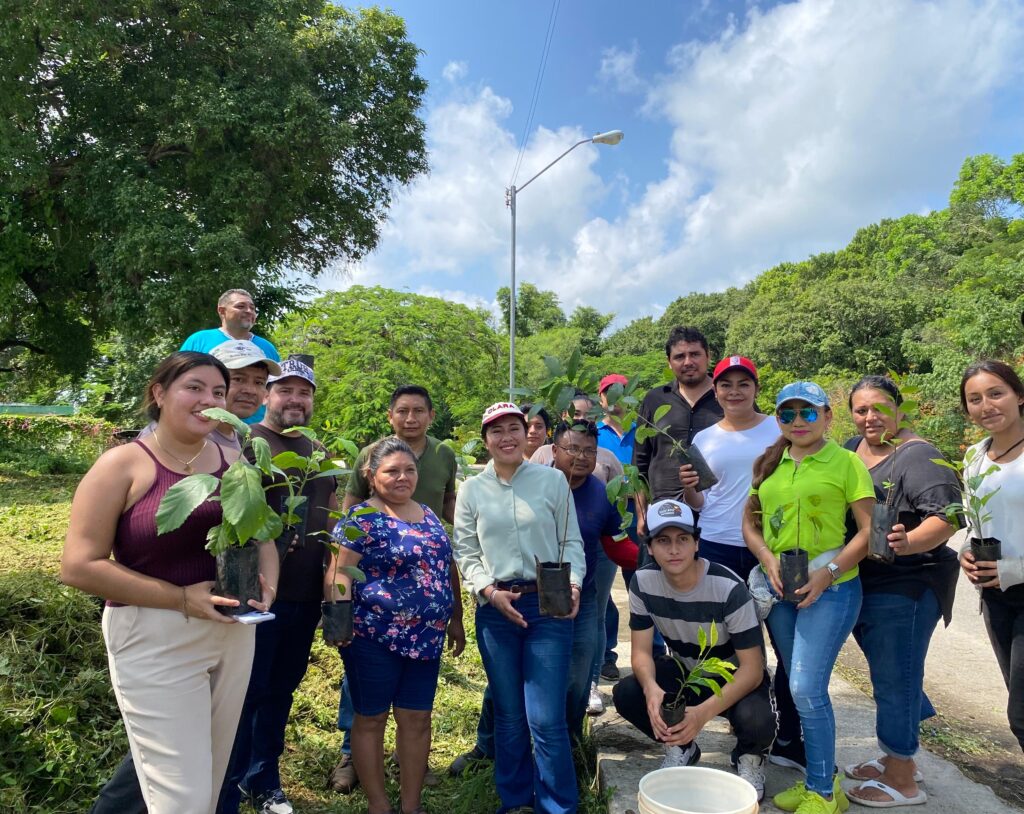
[495,580,538,594]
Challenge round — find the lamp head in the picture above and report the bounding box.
[592,129,624,145]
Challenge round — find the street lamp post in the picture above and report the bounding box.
[506,129,623,399]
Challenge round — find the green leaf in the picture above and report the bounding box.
[250,506,284,543]
[220,461,269,542]
[251,436,273,475]
[271,450,309,471]
[653,404,671,424]
[313,468,347,480]
[566,347,582,380]
[553,384,576,415]
[201,407,249,437]
[543,355,566,378]
[48,704,74,726]
[205,523,234,555]
[709,620,718,647]
[697,626,707,650]
[156,474,219,535]
[930,458,959,470]
[340,565,366,582]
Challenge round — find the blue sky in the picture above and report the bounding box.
[330,0,1024,328]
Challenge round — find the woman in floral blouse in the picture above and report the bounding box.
[328,436,458,814]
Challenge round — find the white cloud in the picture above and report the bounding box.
[598,42,643,94]
[332,0,1024,329]
[441,60,468,83]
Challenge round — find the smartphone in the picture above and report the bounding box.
[235,611,276,625]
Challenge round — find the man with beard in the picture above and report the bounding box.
[181,289,281,424]
[220,357,340,814]
[633,327,723,535]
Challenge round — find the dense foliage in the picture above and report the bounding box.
[0,0,427,378]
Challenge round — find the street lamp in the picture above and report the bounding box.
[505,130,623,399]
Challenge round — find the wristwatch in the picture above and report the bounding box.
[826,562,841,584]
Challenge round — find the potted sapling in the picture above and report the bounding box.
[321,508,371,642]
[536,487,574,617]
[659,622,737,727]
[639,404,719,492]
[867,388,921,564]
[932,446,1002,584]
[776,497,824,602]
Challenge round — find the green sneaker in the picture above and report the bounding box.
[774,776,848,813]
[795,790,840,813]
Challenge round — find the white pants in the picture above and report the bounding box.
[103,605,255,814]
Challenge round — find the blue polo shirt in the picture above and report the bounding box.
[597,420,636,466]
[573,474,625,592]
[180,328,281,424]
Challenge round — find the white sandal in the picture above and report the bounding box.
[844,758,923,783]
[848,779,927,808]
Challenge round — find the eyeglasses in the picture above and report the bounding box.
[557,445,597,459]
[777,407,819,424]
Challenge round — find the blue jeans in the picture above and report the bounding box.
[219,600,321,813]
[476,593,578,814]
[567,587,599,740]
[767,578,862,797]
[589,551,619,682]
[854,589,941,758]
[337,675,354,755]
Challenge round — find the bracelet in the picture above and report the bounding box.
[181,586,190,622]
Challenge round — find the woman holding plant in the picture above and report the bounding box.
[453,402,585,814]
[61,352,279,814]
[743,381,875,814]
[959,360,1024,753]
[841,375,960,806]
[327,436,460,814]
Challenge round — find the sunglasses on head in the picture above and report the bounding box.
[777,406,819,424]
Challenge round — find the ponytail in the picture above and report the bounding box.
[747,436,792,531]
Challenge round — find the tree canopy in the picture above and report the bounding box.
[0,0,427,376]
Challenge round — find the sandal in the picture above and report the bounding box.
[848,779,927,808]
[845,758,923,783]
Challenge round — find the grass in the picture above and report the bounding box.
[0,472,610,813]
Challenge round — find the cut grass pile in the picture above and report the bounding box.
[0,473,610,813]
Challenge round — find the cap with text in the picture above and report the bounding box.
[268,358,315,389]
[712,355,758,384]
[209,340,282,376]
[482,402,527,427]
[646,499,700,538]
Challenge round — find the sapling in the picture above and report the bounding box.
[660,621,737,726]
[932,446,1002,583]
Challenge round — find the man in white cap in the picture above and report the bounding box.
[610,499,775,801]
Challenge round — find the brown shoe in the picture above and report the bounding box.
[328,753,359,793]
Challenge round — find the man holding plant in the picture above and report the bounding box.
[611,499,775,801]
[221,357,341,814]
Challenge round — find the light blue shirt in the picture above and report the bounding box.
[454,460,586,602]
[180,329,280,424]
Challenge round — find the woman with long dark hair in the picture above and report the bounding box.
[959,360,1024,753]
[743,381,875,814]
[842,375,960,806]
[61,352,278,814]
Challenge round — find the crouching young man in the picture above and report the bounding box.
[611,499,776,800]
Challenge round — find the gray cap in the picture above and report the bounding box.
[268,357,315,389]
[208,340,281,376]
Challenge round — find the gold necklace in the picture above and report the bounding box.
[152,432,207,474]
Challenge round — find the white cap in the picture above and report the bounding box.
[209,340,281,376]
[646,499,699,537]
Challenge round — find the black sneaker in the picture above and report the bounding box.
[600,662,620,681]
[769,738,807,774]
[448,745,491,777]
[251,788,293,814]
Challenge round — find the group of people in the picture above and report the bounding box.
[56,291,1023,814]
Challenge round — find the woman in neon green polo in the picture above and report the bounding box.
[743,381,874,814]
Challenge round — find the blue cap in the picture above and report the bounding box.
[775,381,829,409]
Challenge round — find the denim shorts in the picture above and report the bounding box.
[341,635,442,716]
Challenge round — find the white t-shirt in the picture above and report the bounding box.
[691,417,780,547]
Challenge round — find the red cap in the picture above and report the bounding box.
[598,373,629,394]
[712,355,758,383]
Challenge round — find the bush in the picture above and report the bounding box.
[0,572,125,813]
[0,416,118,475]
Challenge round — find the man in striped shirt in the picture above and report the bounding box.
[611,499,776,801]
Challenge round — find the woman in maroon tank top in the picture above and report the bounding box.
[61,352,280,814]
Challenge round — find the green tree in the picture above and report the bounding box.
[496,283,567,338]
[567,305,613,357]
[657,286,753,358]
[604,316,664,357]
[0,0,427,378]
[273,287,502,444]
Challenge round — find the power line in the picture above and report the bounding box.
[509,0,561,189]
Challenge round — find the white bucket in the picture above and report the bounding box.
[637,766,759,814]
